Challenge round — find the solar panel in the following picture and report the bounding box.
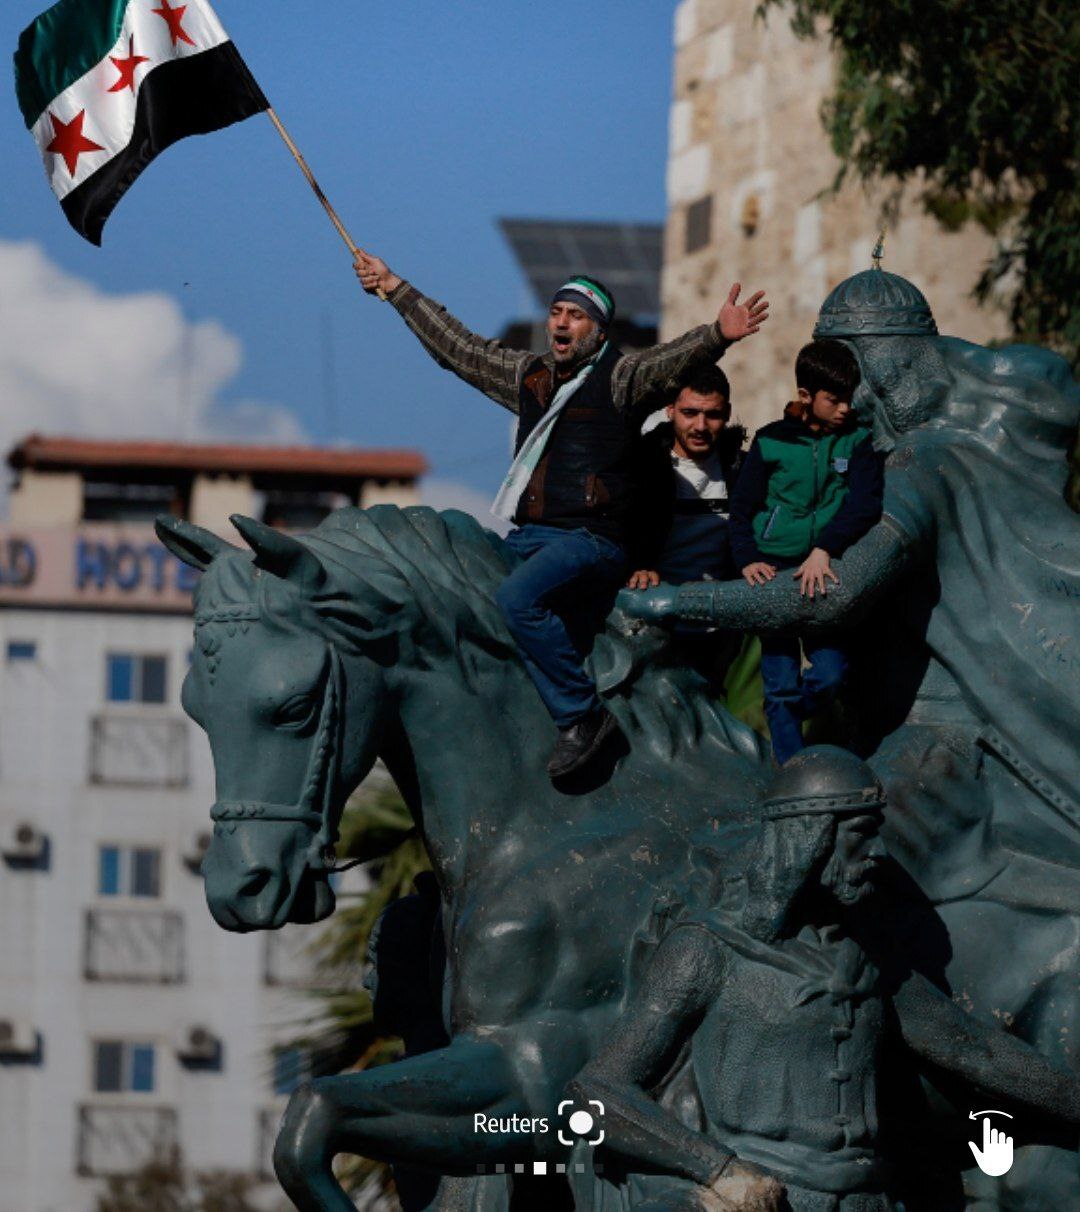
[499,218,663,319]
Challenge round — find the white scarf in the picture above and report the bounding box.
[491,344,608,521]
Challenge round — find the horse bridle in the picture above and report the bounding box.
[209,643,364,875]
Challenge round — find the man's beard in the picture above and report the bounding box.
[551,325,604,367]
[822,852,878,906]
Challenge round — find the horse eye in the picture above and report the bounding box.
[273,693,316,729]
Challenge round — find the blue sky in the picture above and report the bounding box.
[2,2,676,512]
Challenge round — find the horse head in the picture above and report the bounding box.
[156,510,415,932]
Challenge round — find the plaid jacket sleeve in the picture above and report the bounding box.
[387,282,531,413]
[612,323,732,420]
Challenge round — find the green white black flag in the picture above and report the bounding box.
[15,0,268,244]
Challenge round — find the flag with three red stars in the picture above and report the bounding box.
[15,0,268,245]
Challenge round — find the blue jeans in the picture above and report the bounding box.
[760,636,848,766]
[497,524,627,728]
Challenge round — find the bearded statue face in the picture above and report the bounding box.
[846,335,951,441]
[820,813,887,906]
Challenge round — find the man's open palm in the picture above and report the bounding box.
[718,283,769,341]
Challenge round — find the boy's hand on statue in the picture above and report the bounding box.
[707,1159,784,1211]
[795,547,838,599]
[627,569,661,590]
[742,562,777,586]
[616,584,677,621]
[353,250,401,296]
[717,283,769,342]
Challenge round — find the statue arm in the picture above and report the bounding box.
[620,517,916,633]
[894,972,1080,1125]
[570,927,735,1186]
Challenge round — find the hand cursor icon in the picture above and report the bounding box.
[969,1115,1013,1176]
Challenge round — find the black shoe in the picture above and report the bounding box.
[547,708,618,779]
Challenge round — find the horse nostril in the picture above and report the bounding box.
[238,866,273,899]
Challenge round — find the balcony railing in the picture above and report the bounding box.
[89,714,189,787]
[77,1105,178,1176]
[84,907,185,983]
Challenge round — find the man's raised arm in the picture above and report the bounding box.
[355,250,529,412]
[619,518,915,632]
[616,283,770,417]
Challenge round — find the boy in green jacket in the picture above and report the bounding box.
[729,340,883,764]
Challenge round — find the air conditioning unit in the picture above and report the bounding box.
[176,1025,219,1062]
[0,1018,39,1057]
[2,821,46,862]
[181,831,212,871]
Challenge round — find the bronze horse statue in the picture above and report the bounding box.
[157,505,1075,1211]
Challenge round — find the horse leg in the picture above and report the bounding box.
[273,1035,529,1212]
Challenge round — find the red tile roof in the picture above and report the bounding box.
[8,434,427,480]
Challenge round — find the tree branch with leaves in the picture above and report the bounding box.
[759,0,1079,367]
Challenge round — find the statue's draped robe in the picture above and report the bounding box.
[869,339,1080,893]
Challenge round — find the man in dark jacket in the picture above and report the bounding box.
[627,365,745,588]
[354,250,768,777]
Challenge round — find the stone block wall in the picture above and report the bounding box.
[663,0,1005,433]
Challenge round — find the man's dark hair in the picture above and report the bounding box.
[795,340,860,400]
[670,365,732,417]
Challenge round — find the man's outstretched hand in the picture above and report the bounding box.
[354,250,402,297]
[617,584,679,622]
[627,569,661,590]
[717,283,769,342]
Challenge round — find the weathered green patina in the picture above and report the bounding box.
[158,269,1079,1211]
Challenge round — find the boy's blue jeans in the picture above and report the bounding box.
[760,636,848,766]
[497,524,627,728]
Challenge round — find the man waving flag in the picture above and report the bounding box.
[15,0,268,244]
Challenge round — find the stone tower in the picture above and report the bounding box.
[662,0,1005,433]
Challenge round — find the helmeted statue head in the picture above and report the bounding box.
[762,745,888,820]
[814,264,949,442]
[814,268,938,341]
[745,747,888,938]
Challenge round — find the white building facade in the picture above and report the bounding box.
[0,436,423,1212]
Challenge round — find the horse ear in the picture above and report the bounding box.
[155,516,239,570]
[230,515,326,590]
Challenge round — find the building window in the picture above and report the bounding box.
[261,490,349,530]
[685,194,713,254]
[272,1048,310,1096]
[99,845,162,898]
[106,654,167,704]
[82,480,179,524]
[93,1041,156,1094]
[6,640,37,662]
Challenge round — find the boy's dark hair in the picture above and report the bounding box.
[795,340,860,400]
[669,365,732,417]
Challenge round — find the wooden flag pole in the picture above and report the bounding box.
[266,107,387,299]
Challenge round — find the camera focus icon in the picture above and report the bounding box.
[557,1098,605,1147]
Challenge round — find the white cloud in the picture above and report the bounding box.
[0,241,500,532]
[0,239,305,462]
[420,477,509,535]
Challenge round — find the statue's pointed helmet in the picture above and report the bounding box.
[814,267,938,339]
